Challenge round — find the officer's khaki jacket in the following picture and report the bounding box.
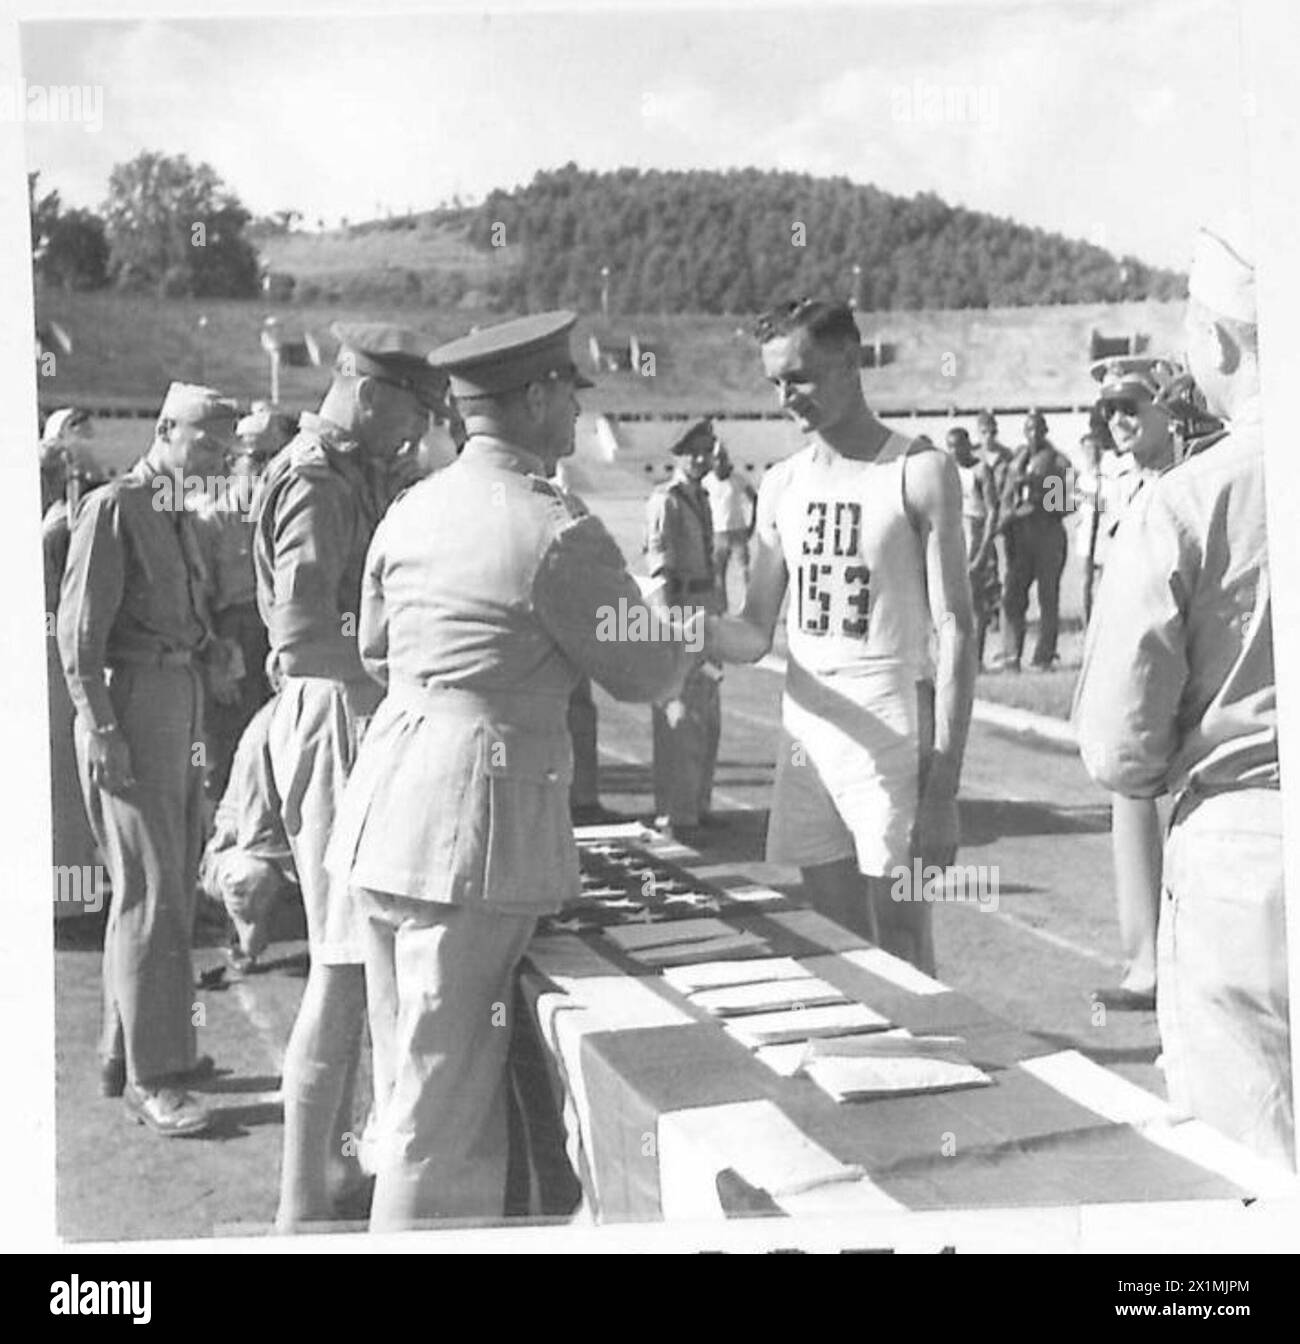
[250,413,396,684]
[645,474,715,602]
[1074,413,1276,800]
[328,439,690,912]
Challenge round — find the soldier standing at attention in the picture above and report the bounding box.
[1075,220,1292,1169]
[59,383,240,1135]
[251,323,441,1229]
[704,299,975,975]
[999,410,1074,671]
[327,311,697,1229]
[645,418,723,840]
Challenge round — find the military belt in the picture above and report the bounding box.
[107,648,195,670]
[386,680,565,732]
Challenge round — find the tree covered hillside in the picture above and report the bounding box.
[467,164,1185,314]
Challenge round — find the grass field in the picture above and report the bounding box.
[35,288,1187,420]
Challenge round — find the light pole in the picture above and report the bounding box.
[260,316,282,404]
[850,264,863,311]
[600,266,611,322]
[196,313,209,383]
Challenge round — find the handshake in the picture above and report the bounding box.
[632,576,723,716]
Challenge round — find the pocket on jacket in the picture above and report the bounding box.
[479,724,576,909]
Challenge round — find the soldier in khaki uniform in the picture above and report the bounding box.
[188,408,287,802]
[1075,221,1292,1169]
[58,383,239,1136]
[327,312,697,1229]
[645,419,723,837]
[250,322,442,1229]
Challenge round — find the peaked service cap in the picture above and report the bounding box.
[330,321,447,411]
[428,311,594,398]
[667,417,716,455]
[1090,355,1182,402]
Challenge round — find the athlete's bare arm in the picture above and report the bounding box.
[905,447,978,859]
[704,489,788,662]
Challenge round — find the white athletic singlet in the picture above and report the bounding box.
[758,433,935,875]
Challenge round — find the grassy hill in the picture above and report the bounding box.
[35,288,1187,419]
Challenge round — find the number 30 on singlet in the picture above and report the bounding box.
[798,500,870,637]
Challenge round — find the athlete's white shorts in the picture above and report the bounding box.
[765,658,930,877]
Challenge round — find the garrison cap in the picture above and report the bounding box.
[1090,355,1182,403]
[667,417,716,456]
[41,406,91,446]
[1189,214,1256,325]
[159,382,239,427]
[428,311,594,398]
[330,321,446,411]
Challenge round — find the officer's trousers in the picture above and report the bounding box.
[567,678,599,810]
[75,662,205,1086]
[359,888,537,1229]
[1157,787,1293,1169]
[652,663,720,827]
[48,642,98,875]
[267,676,380,965]
[1001,519,1068,666]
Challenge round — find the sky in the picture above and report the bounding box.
[18,0,1254,271]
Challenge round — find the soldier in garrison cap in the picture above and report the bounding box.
[645,418,724,838]
[58,382,240,1136]
[1074,220,1292,1169]
[250,321,436,1230]
[326,310,697,1229]
[1083,355,1183,1018]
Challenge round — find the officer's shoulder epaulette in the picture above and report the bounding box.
[528,473,586,521]
[285,431,343,483]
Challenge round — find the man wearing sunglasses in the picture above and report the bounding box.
[250,321,445,1229]
[1081,357,1180,1019]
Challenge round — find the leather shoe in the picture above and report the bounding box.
[123,1083,212,1137]
[99,1057,127,1099]
[101,1053,216,1099]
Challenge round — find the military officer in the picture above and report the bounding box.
[326,311,697,1230]
[58,382,239,1136]
[250,321,442,1229]
[645,418,723,838]
[1074,220,1292,1169]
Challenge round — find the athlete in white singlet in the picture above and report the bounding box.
[705,300,976,973]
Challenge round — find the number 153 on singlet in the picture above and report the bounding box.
[797,500,870,637]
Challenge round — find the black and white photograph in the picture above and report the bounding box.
[4,0,1300,1268]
